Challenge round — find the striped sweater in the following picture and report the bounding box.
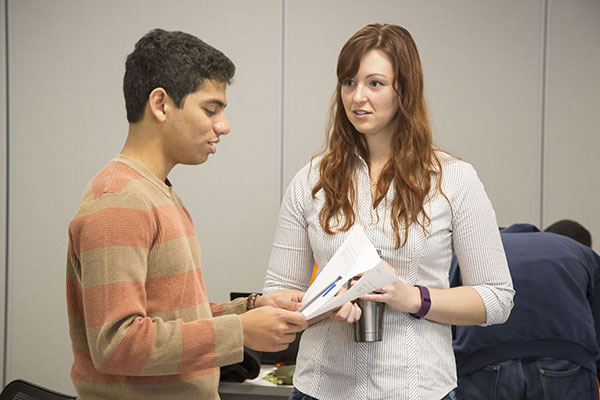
[66,154,244,399]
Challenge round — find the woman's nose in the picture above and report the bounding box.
[352,84,367,103]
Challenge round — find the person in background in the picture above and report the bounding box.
[66,28,307,400]
[263,23,514,400]
[451,219,600,399]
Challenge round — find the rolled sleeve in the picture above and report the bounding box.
[450,162,515,325]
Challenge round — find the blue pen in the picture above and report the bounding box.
[299,275,343,313]
[322,282,337,296]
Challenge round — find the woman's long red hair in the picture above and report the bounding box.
[312,24,446,248]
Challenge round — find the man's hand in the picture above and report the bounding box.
[239,307,308,352]
[256,290,305,311]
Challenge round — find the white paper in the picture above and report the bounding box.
[305,261,398,319]
[299,227,398,320]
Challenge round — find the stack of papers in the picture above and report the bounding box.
[299,228,399,320]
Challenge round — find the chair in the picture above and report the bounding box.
[0,379,77,400]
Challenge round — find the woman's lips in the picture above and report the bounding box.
[353,110,371,119]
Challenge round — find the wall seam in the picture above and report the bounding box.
[3,0,10,389]
[279,0,287,202]
[540,0,550,228]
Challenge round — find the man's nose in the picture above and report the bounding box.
[214,115,230,136]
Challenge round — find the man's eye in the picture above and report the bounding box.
[204,108,217,116]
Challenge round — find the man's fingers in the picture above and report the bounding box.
[278,309,308,330]
[277,299,296,310]
[286,322,307,332]
[283,332,298,342]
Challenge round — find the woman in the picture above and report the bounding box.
[263,23,514,400]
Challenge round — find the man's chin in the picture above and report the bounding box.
[180,155,210,166]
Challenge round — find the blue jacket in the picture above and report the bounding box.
[451,223,600,376]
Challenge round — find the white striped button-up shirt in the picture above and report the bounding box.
[264,152,514,400]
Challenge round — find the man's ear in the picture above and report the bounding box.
[148,88,170,123]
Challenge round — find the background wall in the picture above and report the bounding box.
[1,0,598,394]
[543,1,600,243]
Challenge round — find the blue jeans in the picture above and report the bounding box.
[455,358,598,400]
[289,388,317,400]
[289,387,456,400]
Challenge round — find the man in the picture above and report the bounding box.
[451,220,600,399]
[66,29,307,399]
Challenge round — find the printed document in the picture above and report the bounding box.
[299,227,399,320]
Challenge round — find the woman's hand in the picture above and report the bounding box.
[360,261,421,314]
[327,286,362,323]
[361,261,488,324]
[327,300,362,323]
[307,286,362,324]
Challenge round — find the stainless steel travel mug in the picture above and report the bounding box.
[353,298,384,342]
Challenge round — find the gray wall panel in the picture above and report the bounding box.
[544,0,600,252]
[284,0,544,228]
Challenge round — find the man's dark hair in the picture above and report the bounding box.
[123,28,235,123]
[544,219,592,247]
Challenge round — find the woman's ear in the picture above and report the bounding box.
[148,87,169,123]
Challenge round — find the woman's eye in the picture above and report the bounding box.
[370,81,384,87]
[344,80,355,87]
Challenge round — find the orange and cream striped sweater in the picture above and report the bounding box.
[66,154,244,399]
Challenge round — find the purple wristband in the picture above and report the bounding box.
[410,285,431,319]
